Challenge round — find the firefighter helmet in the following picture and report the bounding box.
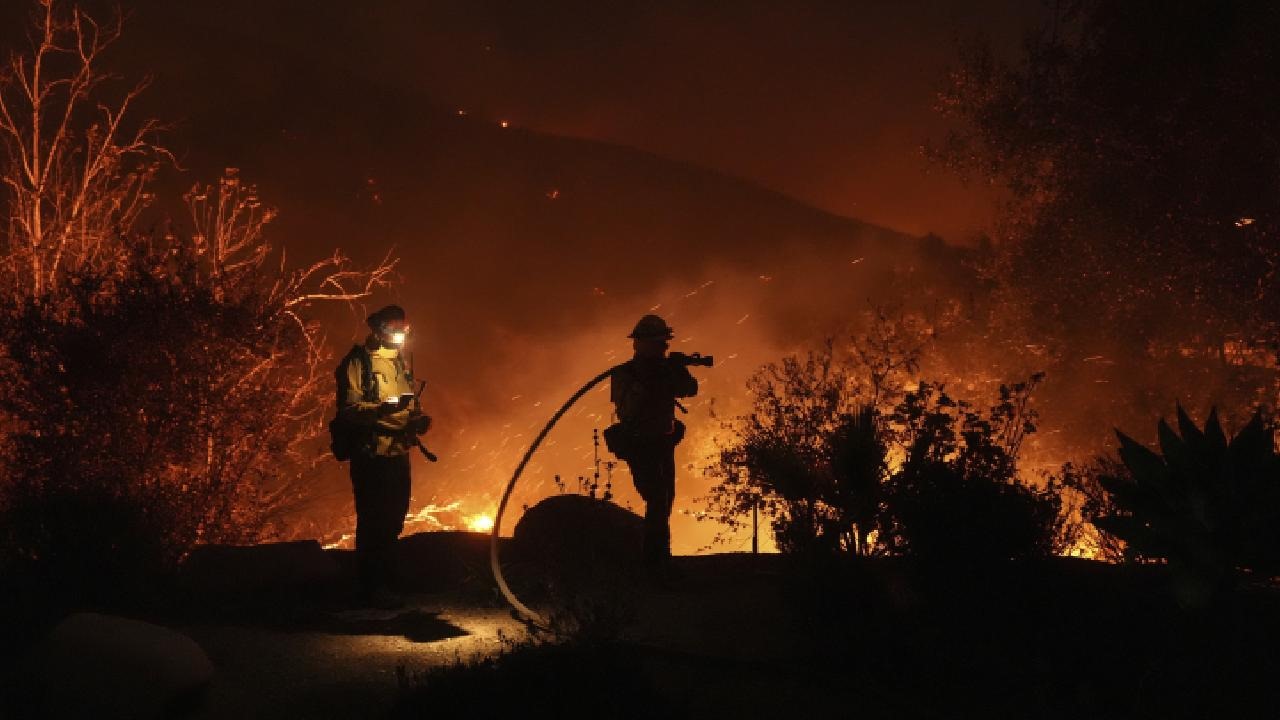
[627,314,674,339]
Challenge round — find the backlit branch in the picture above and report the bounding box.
[282,250,399,309]
[0,0,168,301]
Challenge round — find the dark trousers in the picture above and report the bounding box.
[625,438,677,566]
[350,452,412,593]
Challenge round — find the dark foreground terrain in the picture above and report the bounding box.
[399,548,1280,720]
[4,532,1279,719]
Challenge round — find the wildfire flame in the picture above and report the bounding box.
[467,514,495,533]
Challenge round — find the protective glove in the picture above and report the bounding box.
[409,412,432,435]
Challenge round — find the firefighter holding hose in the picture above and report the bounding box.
[608,314,708,583]
[488,314,713,620]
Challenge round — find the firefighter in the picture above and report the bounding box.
[335,304,431,608]
[609,314,699,581]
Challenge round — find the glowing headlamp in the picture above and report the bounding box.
[382,322,410,346]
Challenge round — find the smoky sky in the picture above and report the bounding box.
[0,0,1043,549]
[74,0,1044,243]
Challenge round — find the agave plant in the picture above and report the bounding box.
[1095,406,1280,605]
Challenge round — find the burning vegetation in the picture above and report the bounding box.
[0,3,1278,718]
[1,0,1280,605]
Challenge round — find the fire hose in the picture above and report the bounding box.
[488,352,712,626]
[488,365,622,627]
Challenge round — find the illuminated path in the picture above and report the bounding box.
[183,598,524,719]
[175,555,805,718]
[180,554,830,719]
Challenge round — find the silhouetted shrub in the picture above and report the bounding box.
[888,462,1062,562]
[826,407,888,556]
[1095,406,1280,605]
[0,475,176,601]
[0,6,394,600]
[1054,458,1129,562]
[703,341,882,555]
[0,188,390,599]
[0,260,298,594]
[703,314,931,556]
[882,379,1066,561]
[705,327,1066,561]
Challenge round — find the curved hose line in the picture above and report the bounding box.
[490,365,623,626]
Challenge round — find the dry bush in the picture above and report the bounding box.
[0,2,396,593]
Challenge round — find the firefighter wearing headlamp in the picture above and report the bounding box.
[335,304,431,608]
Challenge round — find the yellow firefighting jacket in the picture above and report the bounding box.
[337,336,417,457]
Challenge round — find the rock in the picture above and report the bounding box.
[31,612,214,719]
[396,531,494,591]
[513,494,645,570]
[179,539,341,595]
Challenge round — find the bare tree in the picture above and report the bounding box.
[0,0,170,301]
[175,170,399,541]
[0,2,401,579]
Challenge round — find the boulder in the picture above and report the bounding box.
[31,612,213,719]
[513,494,645,570]
[395,530,493,591]
[179,539,341,596]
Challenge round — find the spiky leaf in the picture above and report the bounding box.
[1157,418,1192,492]
[1204,408,1228,453]
[1097,472,1144,512]
[1176,404,1207,456]
[1116,431,1173,508]
[1102,408,1280,599]
[1227,412,1271,470]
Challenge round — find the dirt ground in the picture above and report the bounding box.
[182,600,521,719]
[14,538,1278,719]
[179,554,804,720]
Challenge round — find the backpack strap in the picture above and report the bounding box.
[338,344,379,405]
[353,344,377,403]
